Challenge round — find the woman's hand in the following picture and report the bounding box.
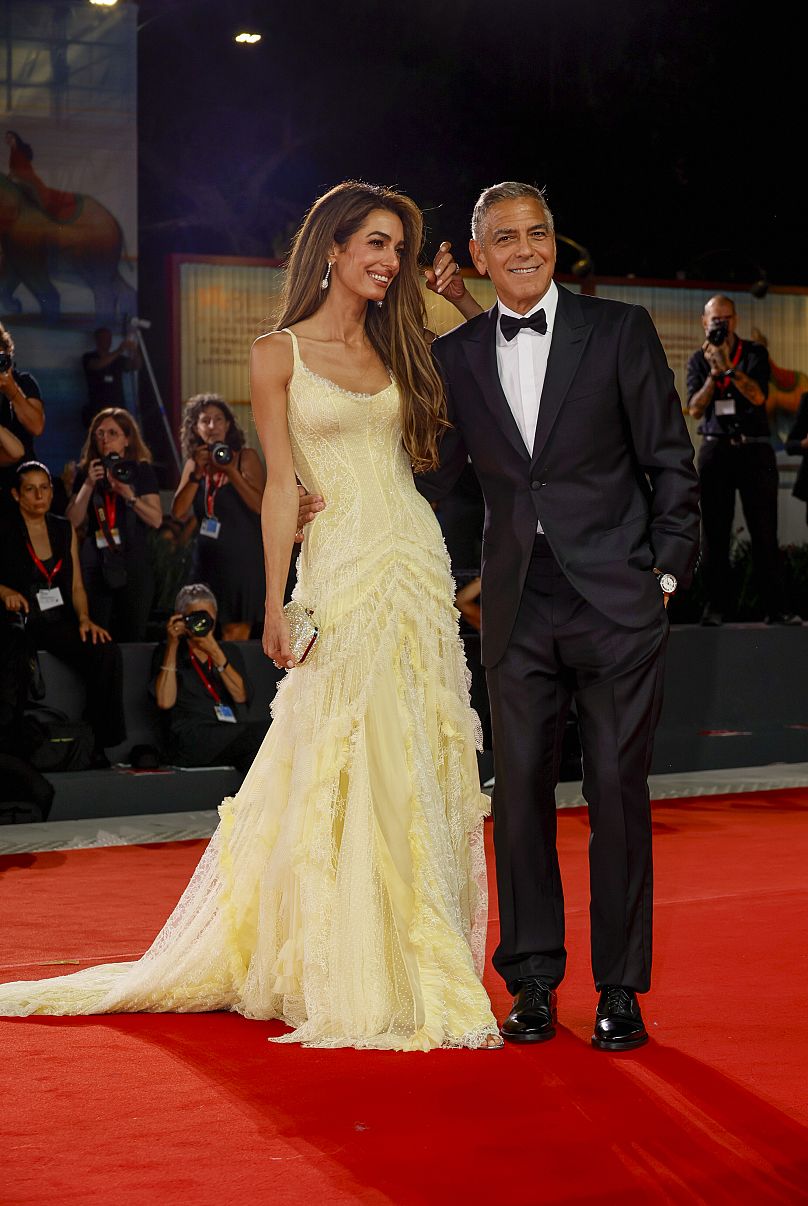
[1,589,29,614]
[424,241,466,300]
[78,616,111,644]
[87,459,106,486]
[0,368,16,394]
[263,608,296,669]
[166,613,186,643]
[106,473,136,502]
[188,630,222,662]
[191,445,211,477]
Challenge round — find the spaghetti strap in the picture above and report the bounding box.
[281,327,301,365]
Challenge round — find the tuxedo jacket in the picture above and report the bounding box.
[418,285,701,668]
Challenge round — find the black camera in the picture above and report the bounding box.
[183,610,215,637]
[0,351,13,373]
[102,452,137,484]
[211,441,233,466]
[706,319,730,347]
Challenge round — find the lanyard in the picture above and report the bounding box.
[188,650,222,705]
[26,541,63,588]
[204,471,227,519]
[715,339,744,394]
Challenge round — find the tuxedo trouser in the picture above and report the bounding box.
[486,536,668,994]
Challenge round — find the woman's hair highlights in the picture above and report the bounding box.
[275,181,448,473]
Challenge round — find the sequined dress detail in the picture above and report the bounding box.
[0,329,498,1050]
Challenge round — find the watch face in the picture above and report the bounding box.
[659,573,677,594]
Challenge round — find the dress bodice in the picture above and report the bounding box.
[283,329,449,612]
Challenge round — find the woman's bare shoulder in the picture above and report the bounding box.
[251,330,294,383]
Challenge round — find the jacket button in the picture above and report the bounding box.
[531,480,544,490]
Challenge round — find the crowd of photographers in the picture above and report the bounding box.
[1,296,807,817]
[0,324,274,813]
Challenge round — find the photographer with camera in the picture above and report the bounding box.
[66,408,162,641]
[172,394,266,641]
[687,295,799,626]
[0,461,125,761]
[0,321,45,514]
[152,583,268,771]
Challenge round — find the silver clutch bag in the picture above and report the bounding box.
[283,600,319,664]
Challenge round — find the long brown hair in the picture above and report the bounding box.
[275,181,448,472]
[180,393,246,462]
[79,407,153,472]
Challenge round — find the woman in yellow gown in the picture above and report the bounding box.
[0,182,499,1051]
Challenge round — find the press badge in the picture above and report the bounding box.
[715,396,736,416]
[95,527,122,549]
[200,517,221,539]
[36,586,64,611]
[214,703,237,723]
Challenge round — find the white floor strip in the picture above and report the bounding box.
[2,763,807,856]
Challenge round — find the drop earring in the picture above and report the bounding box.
[376,300,383,308]
[320,261,333,291]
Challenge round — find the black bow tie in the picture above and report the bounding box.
[499,309,548,341]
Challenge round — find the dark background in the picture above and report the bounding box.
[136,0,804,461]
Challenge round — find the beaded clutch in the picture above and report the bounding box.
[283,600,319,664]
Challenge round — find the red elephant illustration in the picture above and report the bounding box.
[0,132,135,321]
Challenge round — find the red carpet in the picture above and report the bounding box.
[2,790,807,1205]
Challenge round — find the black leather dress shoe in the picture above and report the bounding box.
[500,978,557,1044]
[765,611,803,626]
[591,986,648,1051]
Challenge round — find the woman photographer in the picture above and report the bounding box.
[67,408,162,641]
[0,321,45,514]
[0,461,125,758]
[172,394,266,640]
[152,583,267,771]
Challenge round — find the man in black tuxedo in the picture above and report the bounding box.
[421,182,700,1050]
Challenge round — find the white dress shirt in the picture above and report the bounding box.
[495,279,558,533]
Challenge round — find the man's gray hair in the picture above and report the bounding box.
[175,582,218,613]
[471,182,554,243]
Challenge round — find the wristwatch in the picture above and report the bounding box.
[657,571,677,595]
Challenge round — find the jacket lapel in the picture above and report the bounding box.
[460,304,529,462]
[531,285,592,467]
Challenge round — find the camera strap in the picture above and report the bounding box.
[714,338,743,394]
[93,490,122,549]
[204,471,227,519]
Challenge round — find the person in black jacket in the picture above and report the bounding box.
[686,295,799,625]
[66,408,162,641]
[151,583,268,771]
[0,321,45,514]
[0,461,125,757]
[785,391,808,526]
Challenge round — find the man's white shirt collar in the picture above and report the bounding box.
[497,280,559,337]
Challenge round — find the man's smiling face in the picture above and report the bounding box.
[470,196,556,315]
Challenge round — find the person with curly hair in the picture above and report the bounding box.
[171,394,266,640]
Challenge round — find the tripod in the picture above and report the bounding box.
[129,317,183,473]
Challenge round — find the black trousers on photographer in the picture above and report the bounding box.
[698,439,784,617]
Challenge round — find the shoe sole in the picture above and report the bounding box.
[591,1033,648,1052]
[500,1025,556,1044]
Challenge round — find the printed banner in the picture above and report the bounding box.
[0,0,137,474]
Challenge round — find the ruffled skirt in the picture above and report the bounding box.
[0,534,498,1050]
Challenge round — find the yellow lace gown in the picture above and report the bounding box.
[0,330,498,1050]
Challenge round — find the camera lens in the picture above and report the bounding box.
[0,352,11,373]
[211,442,233,466]
[183,610,215,636]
